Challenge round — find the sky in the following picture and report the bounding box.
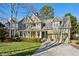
[0,3,79,22]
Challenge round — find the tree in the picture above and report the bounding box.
[0,3,15,38]
[65,13,78,39]
[76,22,79,34]
[19,3,37,16]
[0,4,37,38]
[40,4,54,19]
[0,22,7,42]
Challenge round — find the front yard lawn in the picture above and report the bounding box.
[0,42,40,56]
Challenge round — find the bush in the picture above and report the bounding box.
[21,37,41,43]
[3,37,12,42]
[14,37,22,42]
[75,42,79,45]
[5,37,22,42]
[3,37,41,42]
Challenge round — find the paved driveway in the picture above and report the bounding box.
[32,41,79,56]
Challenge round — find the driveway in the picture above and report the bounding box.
[32,41,79,56]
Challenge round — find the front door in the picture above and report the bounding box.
[42,32,45,38]
[31,31,36,37]
[42,31,47,38]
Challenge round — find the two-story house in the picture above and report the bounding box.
[5,13,71,43]
[18,13,71,43]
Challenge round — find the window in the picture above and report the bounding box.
[42,23,45,27]
[60,21,62,25]
[33,23,36,26]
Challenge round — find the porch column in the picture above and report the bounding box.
[14,30,15,37]
[30,32,31,37]
[11,30,13,37]
[40,31,42,38]
[65,29,70,43]
[59,29,62,43]
[18,31,20,37]
[36,32,38,38]
[22,31,24,37]
[26,32,28,37]
[25,32,26,37]
[60,33,62,43]
[68,29,70,43]
[27,32,29,37]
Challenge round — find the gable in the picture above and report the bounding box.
[63,16,71,28]
[52,17,62,22]
[31,13,41,23]
[22,17,33,24]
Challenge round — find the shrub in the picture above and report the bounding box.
[5,37,22,42]
[14,37,22,42]
[3,37,13,42]
[75,42,79,45]
[21,37,41,43]
[3,37,41,42]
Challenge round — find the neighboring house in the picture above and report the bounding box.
[5,17,18,37]
[18,13,71,43]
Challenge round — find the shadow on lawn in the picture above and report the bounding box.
[11,48,38,56]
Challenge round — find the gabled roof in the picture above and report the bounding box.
[19,13,41,24]
[52,16,62,22]
[18,13,71,29]
[24,17,33,23]
[30,13,41,23]
[18,18,24,24]
[19,16,33,24]
[62,16,71,28]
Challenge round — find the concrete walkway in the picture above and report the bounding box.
[32,41,79,56]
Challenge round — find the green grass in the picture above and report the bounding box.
[0,42,40,56]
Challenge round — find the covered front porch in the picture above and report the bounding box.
[19,30,48,38]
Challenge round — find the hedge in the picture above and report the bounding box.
[3,37,41,43]
[21,37,41,43]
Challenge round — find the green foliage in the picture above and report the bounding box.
[21,37,41,43]
[4,37,21,42]
[15,37,23,42]
[75,42,79,45]
[7,37,41,42]
[40,4,54,19]
[76,22,79,34]
[0,22,7,42]
[0,22,5,27]
[0,42,40,56]
[65,13,78,39]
